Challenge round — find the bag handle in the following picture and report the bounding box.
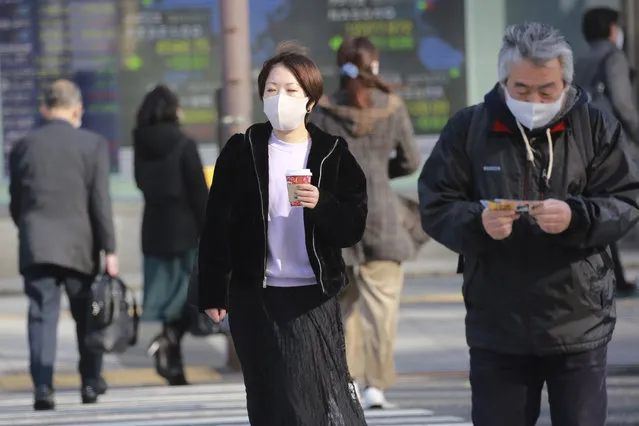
[109,275,140,347]
[116,277,140,347]
[129,292,140,347]
[91,273,116,327]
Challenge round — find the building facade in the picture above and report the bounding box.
[0,0,630,280]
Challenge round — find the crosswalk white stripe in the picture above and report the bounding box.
[357,417,469,425]
[0,383,471,426]
[0,398,247,411]
[0,383,247,399]
[0,408,444,422]
[1,418,472,426]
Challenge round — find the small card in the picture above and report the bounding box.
[481,199,542,213]
[486,200,516,211]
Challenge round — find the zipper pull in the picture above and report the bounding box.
[263,277,267,288]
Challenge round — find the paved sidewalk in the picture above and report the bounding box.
[3,244,639,293]
[1,277,637,392]
[0,277,461,390]
[0,381,473,426]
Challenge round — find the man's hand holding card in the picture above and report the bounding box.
[481,198,572,239]
[529,198,572,234]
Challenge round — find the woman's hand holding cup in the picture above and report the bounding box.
[286,169,318,209]
[295,184,320,209]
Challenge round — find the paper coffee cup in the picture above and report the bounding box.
[286,169,312,207]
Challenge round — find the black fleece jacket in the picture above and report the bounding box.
[197,122,368,310]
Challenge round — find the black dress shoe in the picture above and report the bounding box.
[34,386,55,411]
[81,385,99,404]
[167,373,189,386]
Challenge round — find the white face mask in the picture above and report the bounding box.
[263,94,309,131]
[505,89,565,130]
[371,61,380,76]
[616,29,625,49]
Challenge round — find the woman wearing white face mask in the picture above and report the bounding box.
[196,45,368,425]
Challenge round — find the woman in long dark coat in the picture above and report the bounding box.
[133,85,208,385]
[197,47,369,425]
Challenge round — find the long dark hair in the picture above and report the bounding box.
[337,37,390,108]
[135,84,180,128]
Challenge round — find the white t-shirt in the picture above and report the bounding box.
[265,133,316,287]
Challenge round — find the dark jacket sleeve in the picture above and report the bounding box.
[197,134,242,310]
[309,138,368,248]
[181,139,208,233]
[389,96,421,179]
[418,108,495,255]
[8,140,23,226]
[89,137,116,254]
[558,110,639,248]
[604,50,639,144]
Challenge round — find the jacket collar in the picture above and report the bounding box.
[492,119,567,134]
[246,121,340,217]
[47,118,74,127]
[247,121,337,155]
[590,39,617,54]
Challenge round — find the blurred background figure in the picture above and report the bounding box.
[310,36,421,409]
[133,85,209,386]
[9,79,118,409]
[575,7,639,294]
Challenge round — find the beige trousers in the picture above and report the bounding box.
[339,261,404,390]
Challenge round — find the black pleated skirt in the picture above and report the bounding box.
[229,283,368,426]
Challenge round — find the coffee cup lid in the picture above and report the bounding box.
[286,169,312,176]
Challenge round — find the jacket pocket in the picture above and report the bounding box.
[583,253,610,281]
[581,253,614,309]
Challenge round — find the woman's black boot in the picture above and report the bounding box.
[147,332,172,380]
[163,322,190,386]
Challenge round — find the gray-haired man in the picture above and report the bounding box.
[418,23,639,425]
[9,80,118,410]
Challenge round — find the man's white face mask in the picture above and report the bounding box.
[616,28,625,49]
[505,89,565,130]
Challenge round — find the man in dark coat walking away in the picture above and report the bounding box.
[419,23,639,426]
[9,80,118,410]
[574,7,639,293]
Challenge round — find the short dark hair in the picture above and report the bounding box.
[135,84,180,128]
[257,44,323,112]
[43,79,82,109]
[582,7,619,43]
